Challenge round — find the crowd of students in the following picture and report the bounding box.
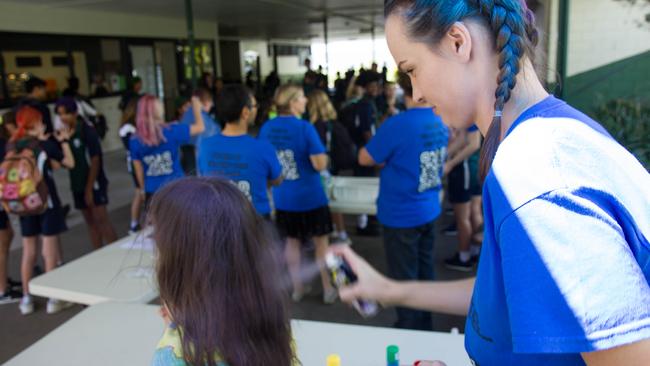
[0,63,483,322]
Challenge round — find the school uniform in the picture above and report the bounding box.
[68,117,109,209]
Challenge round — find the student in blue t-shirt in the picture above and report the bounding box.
[358,73,449,331]
[331,1,650,365]
[130,95,205,206]
[179,88,219,175]
[259,84,337,305]
[198,85,283,218]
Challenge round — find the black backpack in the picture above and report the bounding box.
[325,120,356,172]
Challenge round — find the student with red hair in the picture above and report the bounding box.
[10,106,74,315]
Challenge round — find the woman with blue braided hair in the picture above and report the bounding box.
[330,0,650,365]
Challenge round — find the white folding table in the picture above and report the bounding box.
[5,302,471,366]
[28,233,157,305]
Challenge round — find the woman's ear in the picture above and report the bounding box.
[443,21,473,63]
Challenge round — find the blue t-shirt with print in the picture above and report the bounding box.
[129,123,191,194]
[365,107,449,228]
[258,116,328,212]
[197,133,282,215]
[465,96,650,365]
[179,108,220,146]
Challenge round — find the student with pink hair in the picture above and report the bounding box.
[129,95,204,206]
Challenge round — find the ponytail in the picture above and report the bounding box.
[384,0,539,180]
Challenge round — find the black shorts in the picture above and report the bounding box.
[72,187,109,210]
[19,206,67,237]
[448,160,471,204]
[276,205,333,240]
[0,210,9,230]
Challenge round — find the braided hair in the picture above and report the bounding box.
[385,0,539,180]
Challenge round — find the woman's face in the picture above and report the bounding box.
[385,14,484,129]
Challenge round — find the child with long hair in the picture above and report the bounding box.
[307,89,354,246]
[11,106,75,315]
[129,95,205,206]
[150,177,295,366]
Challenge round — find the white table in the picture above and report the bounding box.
[5,303,471,366]
[327,176,379,215]
[29,233,157,305]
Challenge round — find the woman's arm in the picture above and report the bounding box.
[189,96,206,136]
[331,245,474,316]
[444,130,480,174]
[582,338,650,366]
[310,153,328,172]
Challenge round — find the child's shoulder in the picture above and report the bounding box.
[153,325,226,366]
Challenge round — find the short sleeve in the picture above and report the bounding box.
[171,123,191,145]
[305,123,326,156]
[42,138,63,162]
[264,142,282,180]
[499,188,650,354]
[129,138,142,161]
[84,124,102,158]
[365,118,398,164]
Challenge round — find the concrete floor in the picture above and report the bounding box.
[0,150,474,364]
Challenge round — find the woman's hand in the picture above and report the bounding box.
[328,245,395,306]
[191,96,202,112]
[54,126,72,142]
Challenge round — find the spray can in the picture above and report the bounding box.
[325,253,380,318]
[387,345,399,366]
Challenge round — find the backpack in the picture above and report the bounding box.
[326,120,356,172]
[0,139,49,216]
[77,98,108,140]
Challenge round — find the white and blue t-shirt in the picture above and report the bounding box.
[197,133,282,216]
[129,123,191,194]
[365,107,449,228]
[465,96,650,365]
[258,116,328,212]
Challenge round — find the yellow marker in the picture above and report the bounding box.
[326,354,341,366]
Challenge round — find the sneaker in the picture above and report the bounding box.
[46,299,74,314]
[19,295,34,315]
[0,290,21,305]
[442,223,458,236]
[323,288,338,304]
[444,254,474,272]
[128,224,142,235]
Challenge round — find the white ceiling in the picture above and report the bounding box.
[7,0,385,40]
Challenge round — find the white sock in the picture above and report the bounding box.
[470,245,481,256]
[339,231,349,240]
[130,220,138,228]
[357,214,368,229]
[459,251,471,263]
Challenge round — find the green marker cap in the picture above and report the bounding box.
[387,345,400,364]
